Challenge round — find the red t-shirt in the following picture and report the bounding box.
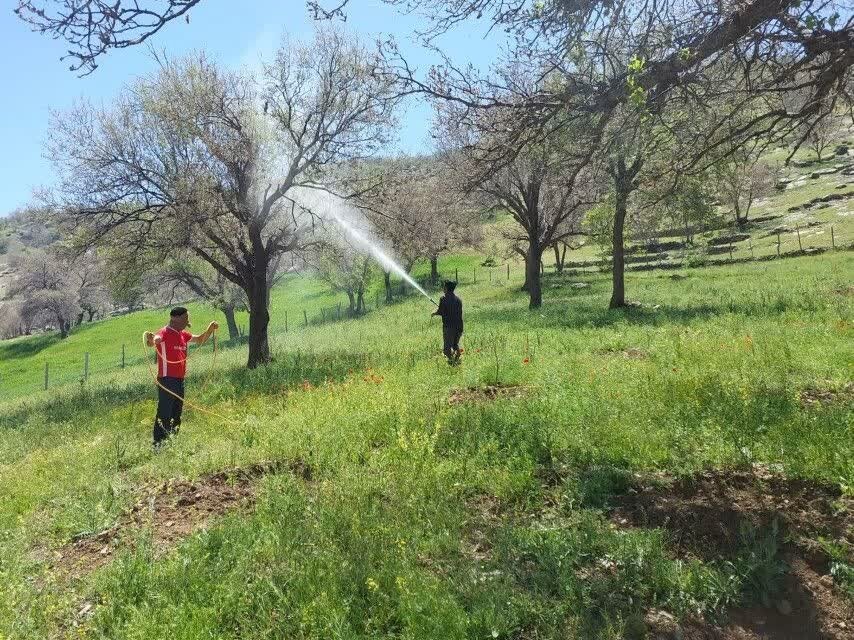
[156,326,192,379]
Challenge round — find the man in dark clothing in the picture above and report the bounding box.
[143,307,217,448]
[432,280,463,364]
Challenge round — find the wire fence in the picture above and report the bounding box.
[0,266,522,401]
[1,228,849,402]
[551,225,851,275]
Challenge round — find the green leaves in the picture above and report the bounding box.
[626,56,649,112]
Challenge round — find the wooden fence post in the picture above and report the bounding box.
[84,352,89,382]
[304,310,308,327]
[507,263,510,280]
[455,267,458,283]
[776,231,781,257]
[321,308,326,322]
[831,226,835,248]
[337,303,341,320]
[728,245,733,261]
[796,225,803,251]
[121,344,125,369]
[44,362,49,391]
[488,269,492,283]
[285,310,288,333]
[474,268,477,284]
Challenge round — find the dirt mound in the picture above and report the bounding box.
[612,468,853,640]
[52,460,311,579]
[448,384,526,405]
[799,381,854,408]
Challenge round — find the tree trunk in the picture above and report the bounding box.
[383,271,393,302]
[526,240,543,309]
[222,305,240,340]
[76,311,85,326]
[58,317,69,339]
[346,290,356,316]
[609,156,641,310]
[356,287,365,314]
[430,255,439,286]
[683,210,692,246]
[733,197,747,228]
[87,308,96,322]
[246,252,271,369]
[609,185,628,309]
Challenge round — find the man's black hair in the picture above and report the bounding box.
[170,307,189,317]
[443,280,457,292]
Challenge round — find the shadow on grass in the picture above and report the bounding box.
[467,285,824,330]
[0,332,60,361]
[0,349,371,429]
[466,298,723,330]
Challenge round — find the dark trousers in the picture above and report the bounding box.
[153,377,185,445]
[443,326,463,363]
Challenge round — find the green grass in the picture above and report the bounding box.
[0,264,463,402]
[0,250,851,639]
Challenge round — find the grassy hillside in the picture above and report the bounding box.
[0,250,851,639]
[553,146,854,268]
[0,253,485,401]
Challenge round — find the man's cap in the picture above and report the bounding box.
[170,307,189,317]
[443,280,457,291]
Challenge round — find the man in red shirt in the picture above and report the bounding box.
[143,307,218,447]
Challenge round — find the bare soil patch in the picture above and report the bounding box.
[799,381,854,409]
[612,468,853,640]
[595,346,649,359]
[448,384,527,405]
[51,460,311,579]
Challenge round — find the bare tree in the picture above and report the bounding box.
[68,250,111,324]
[800,113,837,162]
[47,29,400,368]
[8,249,80,337]
[356,155,481,293]
[15,0,202,74]
[436,94,601,308]
[0,302,25,339]
[712,141,775,228]
[310,228,375,316]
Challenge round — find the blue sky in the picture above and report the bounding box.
[0,0,505,215]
